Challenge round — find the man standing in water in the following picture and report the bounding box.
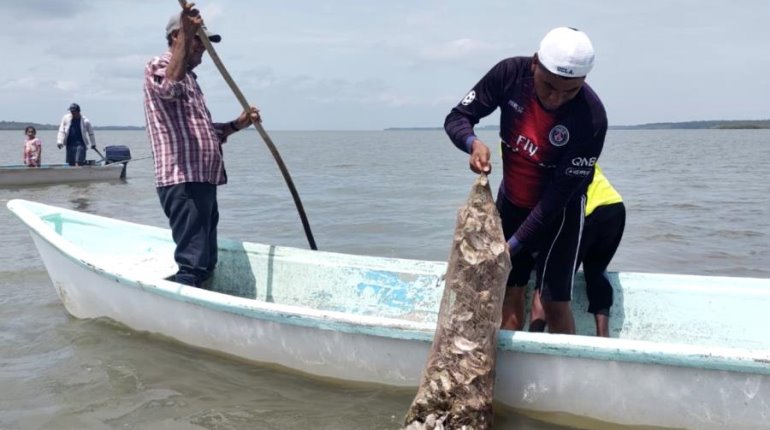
[143,4,260,289]
[444,27,607,334]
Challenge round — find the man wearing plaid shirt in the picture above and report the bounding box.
[144,4,260,289]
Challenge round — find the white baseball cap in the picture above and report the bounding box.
[537,27,594,78]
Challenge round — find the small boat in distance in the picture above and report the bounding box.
[0,162,127,187]
[1,145,131,187]
[7,198,770,430]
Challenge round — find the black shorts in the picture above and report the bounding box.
[497,191,584,302]
[578,202,626,314]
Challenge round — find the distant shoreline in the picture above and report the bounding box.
[0,121,144,131]
[2,119,768,131]
[385,119,770,131]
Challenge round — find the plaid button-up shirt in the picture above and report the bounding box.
[143,52,228,187]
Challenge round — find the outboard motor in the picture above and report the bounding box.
[103,145,131,179]
[104,145,132,164]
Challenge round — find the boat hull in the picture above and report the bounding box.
[10,199,770,430]
[33,230,431,386]
[0,163,127,186]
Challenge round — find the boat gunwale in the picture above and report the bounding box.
[0,163,127,170]
[8,198,770,378]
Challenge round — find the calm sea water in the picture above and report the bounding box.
[1,129,768,429]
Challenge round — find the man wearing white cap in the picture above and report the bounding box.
[444,27,607,334]
[143,3,261,289]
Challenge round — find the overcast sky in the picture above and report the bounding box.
[1,0,768,130]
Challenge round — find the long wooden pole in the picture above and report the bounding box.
[175,0,318,250]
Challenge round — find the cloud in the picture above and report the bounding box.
[93,55,148,81]
[205,66,435,111]
[54,80,80,92]
[0,76,78,93]
[416,38,501,61]
[1,0,147,21]
[1,0,769,129]
[0,77,41,91]
[0,0,86,19]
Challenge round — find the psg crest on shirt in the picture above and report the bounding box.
[461,90,476,106]
[548,124,570,147]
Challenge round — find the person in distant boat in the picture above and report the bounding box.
[444,27,607,334]
[143,4,260,289]
[23,126,42,167]
[529,164,625,336]
[56,103,97,166]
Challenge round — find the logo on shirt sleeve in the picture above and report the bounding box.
[461,90,476,106]
[548,124,570,147]
[507,99,525,114]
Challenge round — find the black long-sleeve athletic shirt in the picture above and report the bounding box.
[445,56,607,246]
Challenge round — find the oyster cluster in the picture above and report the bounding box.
[404,175,511,430]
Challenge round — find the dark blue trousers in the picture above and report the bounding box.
[157,182,219,287]
[65,144,86,166]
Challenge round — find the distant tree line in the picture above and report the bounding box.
[0,121,144,131]
[385,120,770,131]
[609,120,770,130]
[4,119,769,131]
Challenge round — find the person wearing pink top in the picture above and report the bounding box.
[143,4,260,289]
[23,126,42,167]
